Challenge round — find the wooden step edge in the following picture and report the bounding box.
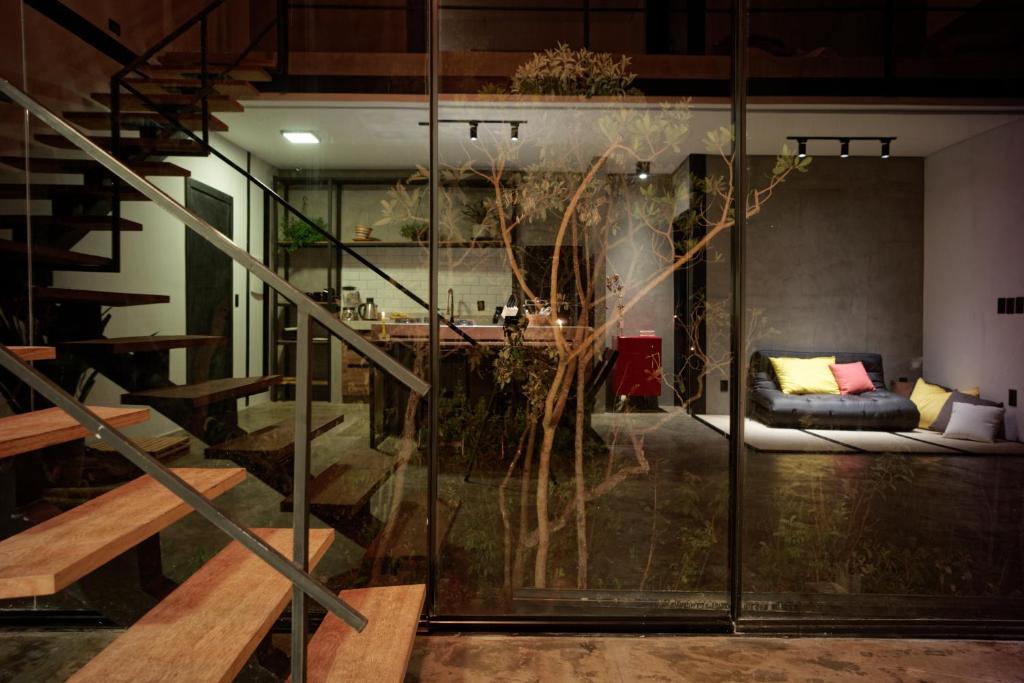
[34,287,170,307]
[0,216,144,232]
[0,467,244,599]
[122,375,283,407]
[0,406,150,460]
[0,239,112,268]
[61,335,227,354]
[206,411,345,458]
[68,527,334,683]
[296,584,427,683]
[5,346,56,361]
[63,110,229,133]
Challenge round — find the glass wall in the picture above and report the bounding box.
[1,0,1022,660]
[432,1,735,621]
[737,1,1024,624]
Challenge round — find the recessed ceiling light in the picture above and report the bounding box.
[282,131,320,144]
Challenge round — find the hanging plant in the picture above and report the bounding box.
[280,195,328,251]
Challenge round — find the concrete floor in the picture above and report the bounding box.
[1,631,1023,682]
[409,635,1024,682]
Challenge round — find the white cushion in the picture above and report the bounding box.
[942,402,1005,443]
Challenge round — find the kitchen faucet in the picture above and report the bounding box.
[446,288,455,320]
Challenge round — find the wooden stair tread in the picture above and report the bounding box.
[299,584,426,683]
[0,405,150,460]
[92,92,244,113]
[206,411,344,459]
[280,450,398,514]
[124,77,259,98]
[34,287,169,307]
[63,335,226,354]
[0,467,243,599]
[0,239,111,267]
[123,375,283,407]
[156,51,277,68]
[35,134,207,156]
[0,215,143,232]
[6,345,56,361]
[64,110,228,132]
[0,183,147,201]
[69,527,333,683]
[143,64,273,82]
[0,156,189,177]
[365,496,461,562]
[88,435,190,461]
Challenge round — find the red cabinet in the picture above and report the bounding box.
[613,335,662,397]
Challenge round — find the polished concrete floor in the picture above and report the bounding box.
[1,630,1022,682]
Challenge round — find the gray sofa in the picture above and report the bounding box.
[748,349,919,431]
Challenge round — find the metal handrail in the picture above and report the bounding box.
[0,77,433,639]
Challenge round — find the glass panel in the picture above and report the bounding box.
[739,2,1024,622]
[434,3,735,619]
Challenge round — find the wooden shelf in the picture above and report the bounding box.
[0,467,245,598]
[69,527,334,683]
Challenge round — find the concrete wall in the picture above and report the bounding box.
[705,155,925,414]
[53,134,272,436]
[923,119,1024,441]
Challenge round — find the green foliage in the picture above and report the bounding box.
[281,215,328,251]
[399,220,428,242]
[510,44,640,97]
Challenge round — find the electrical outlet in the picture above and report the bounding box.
[719,379,729,392]
[477,300,486,311]
[1010,389,1018,408]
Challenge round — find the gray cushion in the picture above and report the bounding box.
[943,402,1005,443]
[930,390,1004,435]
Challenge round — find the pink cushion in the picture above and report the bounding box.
[829,361,876,395]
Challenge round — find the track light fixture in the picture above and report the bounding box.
[420,119,527,143]
[787,136,896,160]
[636,161,651,180]
[469,121,479,141]
[510,122,520,141]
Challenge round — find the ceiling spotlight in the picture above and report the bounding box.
[510,122,520,141]
[839,138,850,158]
[797,138,807,158]
[880,138,891,159]
[636,161,650,180]
[282,131,320,144]
[469,121,479,141]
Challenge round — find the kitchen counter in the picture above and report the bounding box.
[369,323,592,345]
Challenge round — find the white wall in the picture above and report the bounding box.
[923,119,1024,442]
[53,134,272,437]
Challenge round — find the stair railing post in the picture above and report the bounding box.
[277,0,290,76]
[109,77,121,273]
[200,16,210,147]
[291,309,313,683]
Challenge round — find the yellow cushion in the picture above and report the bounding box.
[770,356,840,395]
[910,378,951,429]
[961,386,980,397]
